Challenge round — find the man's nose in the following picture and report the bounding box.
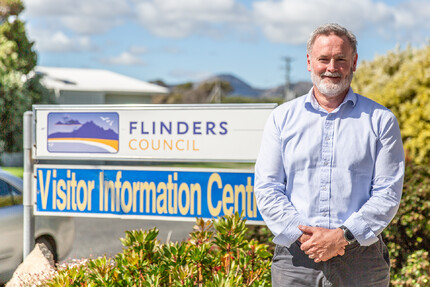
[327,59,337,72]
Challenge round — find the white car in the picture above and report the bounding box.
[0,169,75,284]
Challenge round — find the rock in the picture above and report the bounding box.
[6,243,55,287]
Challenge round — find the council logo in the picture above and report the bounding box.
[47,112,119,153]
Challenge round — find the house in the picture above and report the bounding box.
[35,66,169,105]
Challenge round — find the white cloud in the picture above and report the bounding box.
[100,52,146,66]
[134,0,250,38]
[23,0,133,35]
[27,26,93,52]
[390,0,430,42]
[253,0,392,44]
[100,46,147,66]
[22,0,430,51]
[252,0,429,45]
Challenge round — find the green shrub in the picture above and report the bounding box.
[245,224,274,254]
[33,161,430,286]
[246,161,430,286]
[384,161,430,286]
[351,44,430,165]
[391,250,429,287]
[43,213,272,286]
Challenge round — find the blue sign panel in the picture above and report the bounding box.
[34,166,263,222]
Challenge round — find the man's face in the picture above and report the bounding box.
[307,34,358,98]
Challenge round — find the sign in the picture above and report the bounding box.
[33,165,263,223]
[33,104,275,162]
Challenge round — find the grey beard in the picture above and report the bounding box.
[311,70,353,97]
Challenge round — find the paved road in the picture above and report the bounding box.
[61,217,195,262]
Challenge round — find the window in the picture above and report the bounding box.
[0,180,16,207]
[10,184,23,205]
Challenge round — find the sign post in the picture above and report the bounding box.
[24,103,276,259]
[23,111,35,259]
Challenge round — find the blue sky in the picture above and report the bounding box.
[48,113,119,134]
[22,0,430,89]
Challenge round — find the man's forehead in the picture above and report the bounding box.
[314,33,348,45]
[311,34,353,53]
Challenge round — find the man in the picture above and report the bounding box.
[254,23,405,286]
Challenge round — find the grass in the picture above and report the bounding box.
[2,167,24,178]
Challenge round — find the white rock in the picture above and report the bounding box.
[6,243,55,287]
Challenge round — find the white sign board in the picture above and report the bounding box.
[33,104,275,162]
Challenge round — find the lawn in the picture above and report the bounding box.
[2,167,24,178]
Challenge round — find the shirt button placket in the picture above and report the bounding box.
[319,114,334,227]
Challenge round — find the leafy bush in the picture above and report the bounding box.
[352,44,430,165]
[385,161,430,286]
[42,213,272,286]
[246,161,430,286]
[351,44,430,285]
[245,224,274,254]
[0,0,48,154]
[26,163,430,286]
[391,250,429,287]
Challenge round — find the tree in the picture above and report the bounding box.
[0,0,48,154]
[351,44,430,165]
[0,0,23,20]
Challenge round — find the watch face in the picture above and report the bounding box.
[345,229,355,241]
[340,225,356,243]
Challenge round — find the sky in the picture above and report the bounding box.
[22,0,430,89]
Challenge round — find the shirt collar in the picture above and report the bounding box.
[305,87,357,112]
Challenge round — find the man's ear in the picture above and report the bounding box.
[307,54,311,72]
[352,53,358,72]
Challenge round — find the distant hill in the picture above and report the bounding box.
[55,119,82,125]
[197,74,312,99]
[49,121,118,140]
[199,74,265,98]
[260,81,313,99]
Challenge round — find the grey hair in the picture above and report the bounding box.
[307,23,357,55]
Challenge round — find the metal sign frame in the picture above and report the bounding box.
[23,103,277,259]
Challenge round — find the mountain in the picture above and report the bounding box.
[197,74,312,99]
[49,121,118,140]
[55,119,81,125]
[199,74,265,98]
[260,81,313,99]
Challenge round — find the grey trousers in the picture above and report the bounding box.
[271,236,390,287]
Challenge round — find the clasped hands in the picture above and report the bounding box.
[298,225,348,263]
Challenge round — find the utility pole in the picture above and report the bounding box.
[207,81,222,103]
[283,57,294,101]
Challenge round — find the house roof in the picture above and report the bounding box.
[35,66,169,95]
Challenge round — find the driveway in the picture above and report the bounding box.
[62,217,195,262]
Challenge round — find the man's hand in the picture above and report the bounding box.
[299,232,312,244]
[298,225,348,263]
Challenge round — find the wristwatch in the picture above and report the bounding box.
[340,225,356,244]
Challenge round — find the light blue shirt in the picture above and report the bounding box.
[254,88,405,247]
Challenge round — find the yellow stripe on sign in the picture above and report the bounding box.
[49,138,119,151]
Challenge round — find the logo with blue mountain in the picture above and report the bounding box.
[47,112,119,153]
